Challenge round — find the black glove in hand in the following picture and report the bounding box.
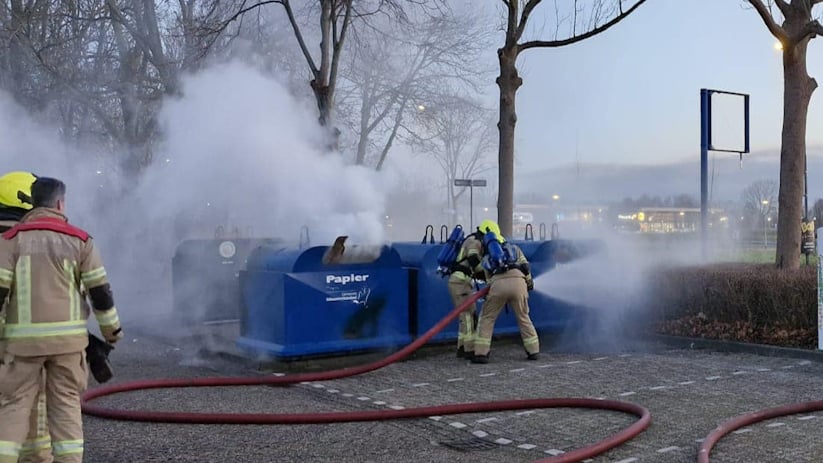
[526,279,534,291]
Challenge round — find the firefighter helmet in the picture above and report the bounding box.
[0,171,36,210]
[478,219,504,242]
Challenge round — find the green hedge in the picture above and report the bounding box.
[648,264,817,348]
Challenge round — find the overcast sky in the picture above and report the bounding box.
[484,0,823,171]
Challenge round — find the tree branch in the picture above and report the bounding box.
[774,0,791,15]
[519,0,648,52]
[791,19,823,44]
[747,0,790,44]
[283,0,318,76]
[329,0,352,97]
[515,0,542,43]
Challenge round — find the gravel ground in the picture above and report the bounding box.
[80,323,823,463]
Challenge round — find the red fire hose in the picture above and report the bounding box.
[697,400,823,463]
[82,287,651,463]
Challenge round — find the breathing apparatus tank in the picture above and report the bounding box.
[482,231,514,275]
[436,225,465,276]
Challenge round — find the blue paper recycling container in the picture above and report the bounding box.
[236,243,411,359]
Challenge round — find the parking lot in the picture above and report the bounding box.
[80,325,823,463]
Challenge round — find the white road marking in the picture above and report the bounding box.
[798,416,816,421]
[732,371,747,375]
[594,357,608,361]
[342,393,354,398]
[373,401,386,405]
[544,449,565,456]
[766,422,785,428]
[566,360,583,365]
[536,364,554,368]
[619,391,637,397]
[411,383,430,387]
[480,373,497,377]
[476,417,499,424]
[311,384,325,389]
[494,438,512,445]
[327,389,339,394]
[271,373,286,377]
[518,444,537,450]
[705,376,721,381]
[649,386,667,390]
[357,396,371,401]
[447,378,464,382]
[429,416,442,421]
[757,368,771,372]
[679,381,696,385]
[657,446,680,453]
[375,388,395,393]
[388,405,405,410]
[798,360,812,366]
[472,430,489,438]
[614,458,638,463]
[732,428,753,434]
[449,422,467,429]
[509,368,526,373]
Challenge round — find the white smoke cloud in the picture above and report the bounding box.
[139,61,390,245]
[0,62,393,329]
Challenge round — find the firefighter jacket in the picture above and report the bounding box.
[0,208,121,357]
[448,234,484,284]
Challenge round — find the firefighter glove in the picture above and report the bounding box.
[526,279,534,291]
[104,327,123,344]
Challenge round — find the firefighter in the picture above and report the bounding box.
[447,227,484,358]
[471,219,539,364]
[0,171,53,462]
[0,177,123,463]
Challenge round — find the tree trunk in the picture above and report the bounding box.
[496,46,521,237]
[776,36,816,269]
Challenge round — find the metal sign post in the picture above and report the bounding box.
[454,179,487,231]
[700,88,750,261]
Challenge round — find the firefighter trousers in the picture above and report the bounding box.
[448,278,476,352]
[0,352,87,463]
[474,276,539,357]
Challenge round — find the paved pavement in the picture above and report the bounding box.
[81,324,823,463]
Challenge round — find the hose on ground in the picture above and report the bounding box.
[82,287,651,463]
[697,400,823,463]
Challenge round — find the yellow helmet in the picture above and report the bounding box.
[478,219,505,242]
[0,171,36,210]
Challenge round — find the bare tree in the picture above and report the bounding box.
[741,179,779,229]
[747,0,823,268]
[410,97,496,224]
[339,6,491,170]
[495,0,647,236]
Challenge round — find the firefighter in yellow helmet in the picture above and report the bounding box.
[471,219,539,364]
[0,171,36,230]
[0,171,54,462]
[0,177,123,463]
